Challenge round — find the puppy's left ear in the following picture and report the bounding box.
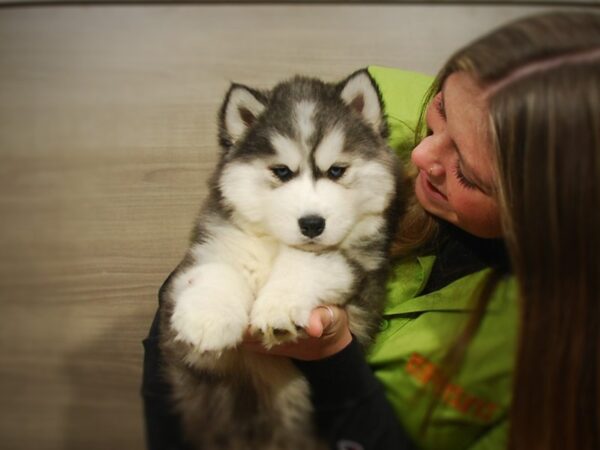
[219,83,268,150]
[339,69,386,136]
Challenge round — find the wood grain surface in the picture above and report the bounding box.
[0,3,584,449]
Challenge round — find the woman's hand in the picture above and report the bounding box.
[242,306,352,361]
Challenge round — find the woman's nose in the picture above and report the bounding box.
[411,135,445,177]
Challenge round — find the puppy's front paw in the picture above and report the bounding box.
[171,284,248,354]
[249,289,313,348]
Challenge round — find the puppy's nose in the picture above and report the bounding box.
[298,215,326,238]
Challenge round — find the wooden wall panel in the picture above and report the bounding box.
[0,3,578,449]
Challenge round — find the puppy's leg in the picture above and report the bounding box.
[250,246,354,347]
[170,262,253,354]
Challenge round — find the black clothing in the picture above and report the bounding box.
[294,339,417,450]
[421,222,509,295]
[142,277,191,450]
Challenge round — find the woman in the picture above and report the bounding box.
[245,10,600,450]
[143,10,600,450]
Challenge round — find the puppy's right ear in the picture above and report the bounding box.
[218,84,268,150]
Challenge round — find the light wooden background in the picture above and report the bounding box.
[0,3,590,449]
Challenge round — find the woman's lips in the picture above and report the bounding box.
[420,170,448,201]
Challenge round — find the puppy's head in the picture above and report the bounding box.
[216,70,400,250]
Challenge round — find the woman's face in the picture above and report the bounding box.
[411,71,502,238]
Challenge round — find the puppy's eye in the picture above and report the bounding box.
[327,165,347,180]
[270,165,294,182]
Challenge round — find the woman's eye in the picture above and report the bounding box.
[327,165,347,180]
[270,165,294,182]
[434,93,446,120]
[453,161,478,191]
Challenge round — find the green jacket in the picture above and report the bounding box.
[367,66,518,450]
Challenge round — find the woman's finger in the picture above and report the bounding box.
[306,305,337,338]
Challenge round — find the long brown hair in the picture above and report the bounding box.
[437,11,600,450]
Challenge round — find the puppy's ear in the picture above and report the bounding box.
[219,84,268,150]
[338,69,386,136]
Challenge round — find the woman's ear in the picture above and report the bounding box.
[338,69,385,135]
[218,84,268,150]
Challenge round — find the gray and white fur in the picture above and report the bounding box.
[158,69,405,449]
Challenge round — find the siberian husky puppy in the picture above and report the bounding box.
[159,69,405,449]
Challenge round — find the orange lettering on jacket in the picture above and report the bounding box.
[405,352,499,423]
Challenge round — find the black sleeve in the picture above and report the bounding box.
[294,338,417,450]
[141,275,191,450]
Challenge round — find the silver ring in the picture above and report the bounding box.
[320,305,335,323]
